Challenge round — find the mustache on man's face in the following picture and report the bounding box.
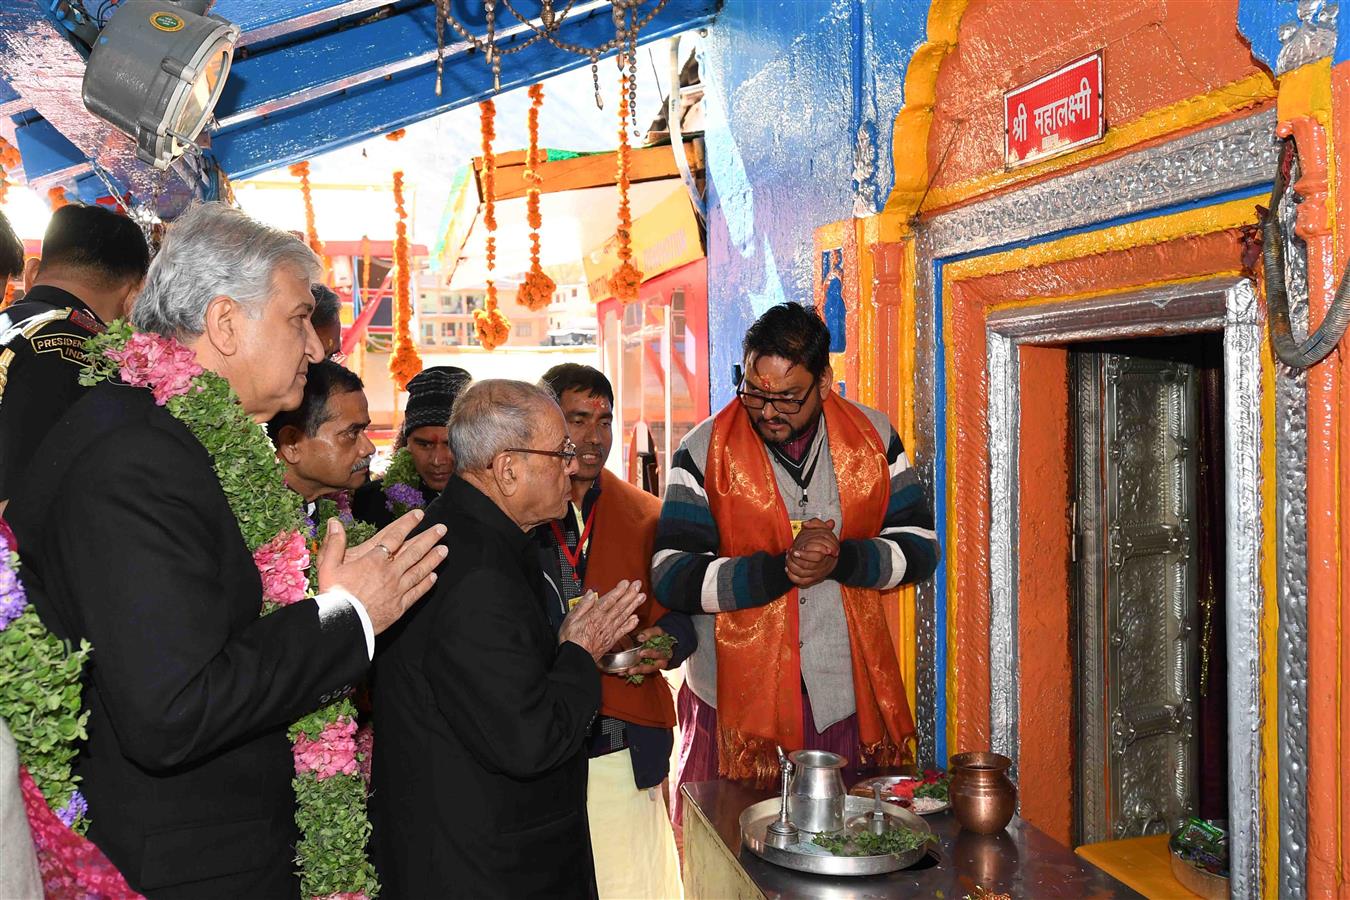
[351,458,372,474]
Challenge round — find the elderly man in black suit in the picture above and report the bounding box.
[372,379,643,899]
[6,203,448,898]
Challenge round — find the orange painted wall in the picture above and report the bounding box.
[925,0,1265,197]
[945,229,1246,840]
[1015,345,1073,845]
[913,0,1273,846]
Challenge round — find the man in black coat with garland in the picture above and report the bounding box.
[7,204,447,898]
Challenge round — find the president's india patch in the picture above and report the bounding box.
[30,334,92,366]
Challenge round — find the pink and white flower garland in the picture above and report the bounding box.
[86,328,376,899]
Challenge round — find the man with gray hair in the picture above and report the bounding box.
[372,379,643,899]
[7,203,448,898]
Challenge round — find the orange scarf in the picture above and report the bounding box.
[705,392,914,782]
[582,469,676,729]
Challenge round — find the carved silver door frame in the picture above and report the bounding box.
[984,277,1264,894]
[908,109,1279,774]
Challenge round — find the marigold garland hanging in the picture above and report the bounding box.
[0,139,19,309]
[0,136,19,207]
[360,235,373,297]
[383,129,422,389]
[474,99,511,350]
[516,84,555,312]
[46,187,70,211]
[288,161,330,283]
[609,74,643,302]
[388,170,423,391]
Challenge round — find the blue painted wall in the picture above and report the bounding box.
[1238,0,1346,70]
[700,0,929,406]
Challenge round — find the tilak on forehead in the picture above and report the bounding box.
[746,363,805,394]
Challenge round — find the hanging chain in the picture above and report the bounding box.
[440,0,558,71]
[591,53,603,109]
[627,7,639,140]
[485,0,501,92]
[87,160,132,216]
[435,0,446,96]
[436,0,670,100]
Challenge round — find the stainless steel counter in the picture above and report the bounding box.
[681,780,1143,899]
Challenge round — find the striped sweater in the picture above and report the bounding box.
[653,405,939,614]
[652,399,940,722]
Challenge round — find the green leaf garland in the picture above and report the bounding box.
[0,576,92,833]
[78,323,379,899]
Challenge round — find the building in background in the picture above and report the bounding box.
[544,262,595,346]
[416,272,550,349]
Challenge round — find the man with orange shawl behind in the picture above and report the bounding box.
[653,302,940,821]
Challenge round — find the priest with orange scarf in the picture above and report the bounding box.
[653,302,940,822]
[536,364,692,900]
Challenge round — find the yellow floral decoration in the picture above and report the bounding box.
[516,83,556,312]
[387,128,423,389]
[474,99,511,350]
[609,74,643,302]
[288,160,329,283]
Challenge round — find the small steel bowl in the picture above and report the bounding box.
[598,633,643,673]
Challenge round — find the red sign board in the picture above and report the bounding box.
[1004,53,1104,168]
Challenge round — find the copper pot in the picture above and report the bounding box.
[949,751,1016,834]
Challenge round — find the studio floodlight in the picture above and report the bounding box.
[81,1,239,170]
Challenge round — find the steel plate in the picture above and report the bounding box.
[740,796,934,876]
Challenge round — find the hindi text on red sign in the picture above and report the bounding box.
[1004,53,1104,168]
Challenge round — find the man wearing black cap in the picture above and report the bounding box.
[353,365,471,527]
[0,205,149,509]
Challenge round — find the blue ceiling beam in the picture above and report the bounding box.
[215,1,458,129]
[0,76,28,119]
[214,0,617,130]
[213,0,394,48]
[12,114,88,184]
[0,0,202,213]
[211,0,716,180]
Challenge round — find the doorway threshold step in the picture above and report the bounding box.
[1076,834,1204,898]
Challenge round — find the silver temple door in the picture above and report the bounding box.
[1073,348,1200,845]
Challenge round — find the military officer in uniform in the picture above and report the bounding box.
[0,204,149,507]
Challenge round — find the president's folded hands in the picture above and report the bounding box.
[558,579,644,661]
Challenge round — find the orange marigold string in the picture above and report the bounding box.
[0,136,19,206]
[388,168,423,390]
[517,83,555,312]
[1,138,20,303]
[288,160,329,283]
[474,99,510,350]
[360,235,372,296]
[47,186,70,210]
[609,75,643,302]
